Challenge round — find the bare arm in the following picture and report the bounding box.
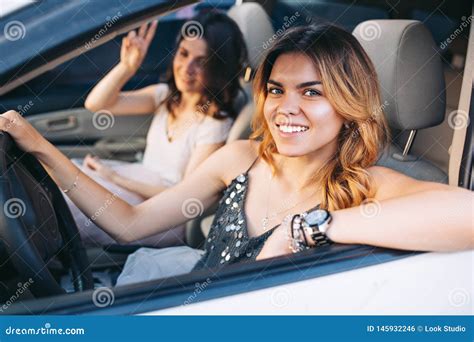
[84,21,159,115]
[0,111,251,243]
[84,142,224,199]
[258,166,473,259]
[328,167,473,252]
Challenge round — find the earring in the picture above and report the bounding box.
[344,122,350,129]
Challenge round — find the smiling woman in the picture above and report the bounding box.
[251,25,389,210]
[0,24,472,286]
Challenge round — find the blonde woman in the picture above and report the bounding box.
[1,25,471,283]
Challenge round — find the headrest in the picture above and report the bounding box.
[228,2,274,71]
[353,20,446,130]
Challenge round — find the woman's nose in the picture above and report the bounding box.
[276,93,300,116]
[184,59,198,76]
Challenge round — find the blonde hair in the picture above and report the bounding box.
[250,24,389,210]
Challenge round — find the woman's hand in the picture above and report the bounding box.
[83,154,117,182]
[0,110,49,155]
[120,21,158,73]
[256,216,293,261]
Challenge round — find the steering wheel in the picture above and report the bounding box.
[0,132,94,297]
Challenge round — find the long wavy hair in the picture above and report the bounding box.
[251,24,389,210]
[161,11,247,120]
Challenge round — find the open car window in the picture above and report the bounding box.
[0,0,472,316]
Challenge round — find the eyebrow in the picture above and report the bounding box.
[267,79,322,88]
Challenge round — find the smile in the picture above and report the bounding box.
[276,123,309,134]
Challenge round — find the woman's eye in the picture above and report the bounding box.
[179,50,188,57]
[304,89,321,97]
[268,87,283,95]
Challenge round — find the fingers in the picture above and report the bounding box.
[127,30,136,39]
[83,154,95,170]
[144,20,158,45]
[138,22,147,38]
[0,110,19,132]
[0,116,12,132]
[122,36,129,49]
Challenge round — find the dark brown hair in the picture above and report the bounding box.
[161,11,247,120]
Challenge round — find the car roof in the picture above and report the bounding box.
[0,0,198,95]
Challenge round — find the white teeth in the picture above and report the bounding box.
[277,125,308,133]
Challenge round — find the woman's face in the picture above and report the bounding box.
[263,52,345,158]
[173,38,207,94]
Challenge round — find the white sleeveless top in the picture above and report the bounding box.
[141,84,233,186]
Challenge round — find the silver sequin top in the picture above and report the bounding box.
[193,166,280,271]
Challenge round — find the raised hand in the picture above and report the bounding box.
[120,20,158,73]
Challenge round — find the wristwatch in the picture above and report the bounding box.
[300,208,333,247]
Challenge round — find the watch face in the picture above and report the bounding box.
[305,209,328,226]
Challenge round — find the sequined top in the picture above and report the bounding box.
[193,161,281,271]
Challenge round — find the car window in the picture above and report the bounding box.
[0,1,236,116]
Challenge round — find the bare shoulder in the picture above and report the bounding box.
[214,140,259,185]
[367,165,451,200]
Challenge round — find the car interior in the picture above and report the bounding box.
[0,0,471,307]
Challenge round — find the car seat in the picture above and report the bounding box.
[353,20,448,183]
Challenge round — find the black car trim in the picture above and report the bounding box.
[6,244,420,315]
[0,0,197,95]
